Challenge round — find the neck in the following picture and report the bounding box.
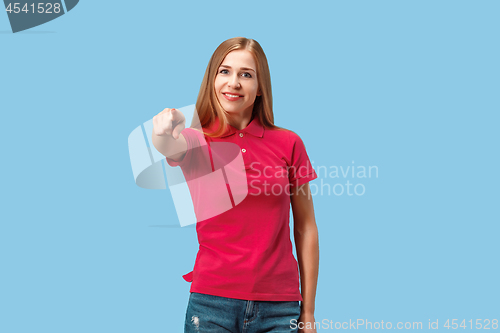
[226,108,254,130]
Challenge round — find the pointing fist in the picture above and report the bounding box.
[153,108,186,140]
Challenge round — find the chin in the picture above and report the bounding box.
[220,104,240,114]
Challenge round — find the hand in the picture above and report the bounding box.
[152,108,186,139]
[297,312,317,333]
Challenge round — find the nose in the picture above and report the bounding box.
[228,73,241,89]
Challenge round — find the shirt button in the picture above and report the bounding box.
[239,133,244,137]
[242,148,246,153]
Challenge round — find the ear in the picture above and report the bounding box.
[257,88,262,97]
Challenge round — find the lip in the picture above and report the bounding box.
[222,92,243,101]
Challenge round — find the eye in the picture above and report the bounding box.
[219,69,229,74]
[241,72,252,78]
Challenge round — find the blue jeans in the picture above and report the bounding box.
[184,292,301,333]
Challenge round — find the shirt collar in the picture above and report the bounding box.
[206,116,265,138]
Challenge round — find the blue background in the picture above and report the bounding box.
[1,1,499,332]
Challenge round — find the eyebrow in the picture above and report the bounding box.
[219,64,256,73]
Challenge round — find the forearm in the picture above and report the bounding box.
[151,130,187,160]
[295,224,319,315]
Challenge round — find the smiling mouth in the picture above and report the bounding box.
[223,93,243,97]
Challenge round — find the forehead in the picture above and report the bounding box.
[220,50,257,69]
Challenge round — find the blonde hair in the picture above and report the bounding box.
[192,37,281,137]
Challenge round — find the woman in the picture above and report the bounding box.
[152,37,319,333]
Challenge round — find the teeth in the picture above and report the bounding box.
[225,93,241,98]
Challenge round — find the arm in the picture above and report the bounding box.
[152,130,187,161]
[291,182,319,331]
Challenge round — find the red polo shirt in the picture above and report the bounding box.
[166,116,317,301]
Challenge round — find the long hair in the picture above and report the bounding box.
[192,37,281,137]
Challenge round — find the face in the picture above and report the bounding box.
[214,50,261,117]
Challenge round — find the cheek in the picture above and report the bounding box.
[214,76,225,91]
[244,83,258,95]
[213,81,220,92]
[250,87,259,98]
[213,84,221,102]
[251,82,259,94]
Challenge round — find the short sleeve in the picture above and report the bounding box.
[288,131,318,187]
[165,128,203,168]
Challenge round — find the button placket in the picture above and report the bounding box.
[238,131,247,153]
